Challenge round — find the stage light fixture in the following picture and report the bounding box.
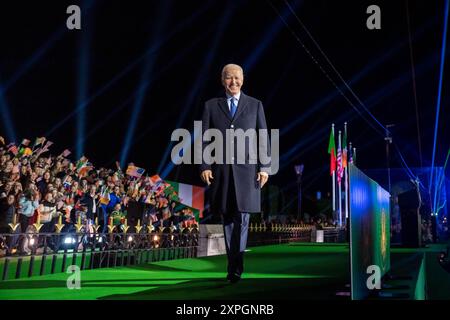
[64,236,76,245]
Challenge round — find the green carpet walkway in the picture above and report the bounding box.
[0,243,350,300]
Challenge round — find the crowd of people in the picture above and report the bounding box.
[0,137,198,244]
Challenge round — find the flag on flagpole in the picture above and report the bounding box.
[18,147,25,157]
[337,131,343,184]
[33,137,46,148]
[328,124,336,175]
[149,174,162,186]
[23,147,33,156]
[60,149,71,158]
[343,123,348,168]
[99,186,111,205]
[75,156,90,177]
[7,144,18,156]
[78,164,92,178]
[126,165,145,178]
[40,140,53,153]
[76,156,88,170]
[35,140,53,157]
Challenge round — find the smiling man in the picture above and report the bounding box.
[200,64,271,283]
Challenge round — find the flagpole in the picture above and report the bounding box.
[344,124,349,225]
[338,182,342,227]
[332,171,336,211]
[345,166,349,220]
[338,130,343,227]
[347,141,353,227]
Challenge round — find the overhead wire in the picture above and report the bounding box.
[267,0,419,183]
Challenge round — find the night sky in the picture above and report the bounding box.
[0,0,449,213]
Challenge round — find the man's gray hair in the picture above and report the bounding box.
[221,64,244,79]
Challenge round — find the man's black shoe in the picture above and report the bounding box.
[227,273,241,283]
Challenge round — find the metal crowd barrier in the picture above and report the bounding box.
[0,220,199,281]
[248,223,347,246]
[247,223,313,246]
[321,227,347,243]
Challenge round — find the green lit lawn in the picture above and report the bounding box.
[0,243,350,300]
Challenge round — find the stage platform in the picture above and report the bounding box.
[0,243,448,300]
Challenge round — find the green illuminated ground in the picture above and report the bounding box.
[0,243,350,300]
[1,243,448,300]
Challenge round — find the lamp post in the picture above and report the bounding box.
[295,164,304,221]
[385,124,395,194]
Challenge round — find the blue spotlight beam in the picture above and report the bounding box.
[76,0,92,159]
[280,18,434,138]
[100,29,211,169]
[0,87,17,143]
[105,113,170,169]
[160,0,304,178]
[161,130,197,179]
[271,0,430,183]
[157,4,233,176]
[243,0,302,71]
[77,94,133,147]
[430,0,450,214]
[119,1,172,167]
[45,3,213,138]
[78,29,210,153]
[279,53,438,171]
[0,29,66,96]
[1,1,97,96]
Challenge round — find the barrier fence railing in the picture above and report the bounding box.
[0,223,199,281]
[247,223,346,246]
[0,221,345,281]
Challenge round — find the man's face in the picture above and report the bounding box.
[7,195,15,205]
[5,161,13,171]
[45,193,53,202]
[222,67,243,96]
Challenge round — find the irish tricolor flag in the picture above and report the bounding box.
[166,180,205,219]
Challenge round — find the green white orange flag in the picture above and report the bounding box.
[328,124,336,175]
[166,180,204,219]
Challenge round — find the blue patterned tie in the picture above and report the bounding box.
[230,98,237,117]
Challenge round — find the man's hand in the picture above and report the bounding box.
[201,170,214,185]
[257,172,269,188]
